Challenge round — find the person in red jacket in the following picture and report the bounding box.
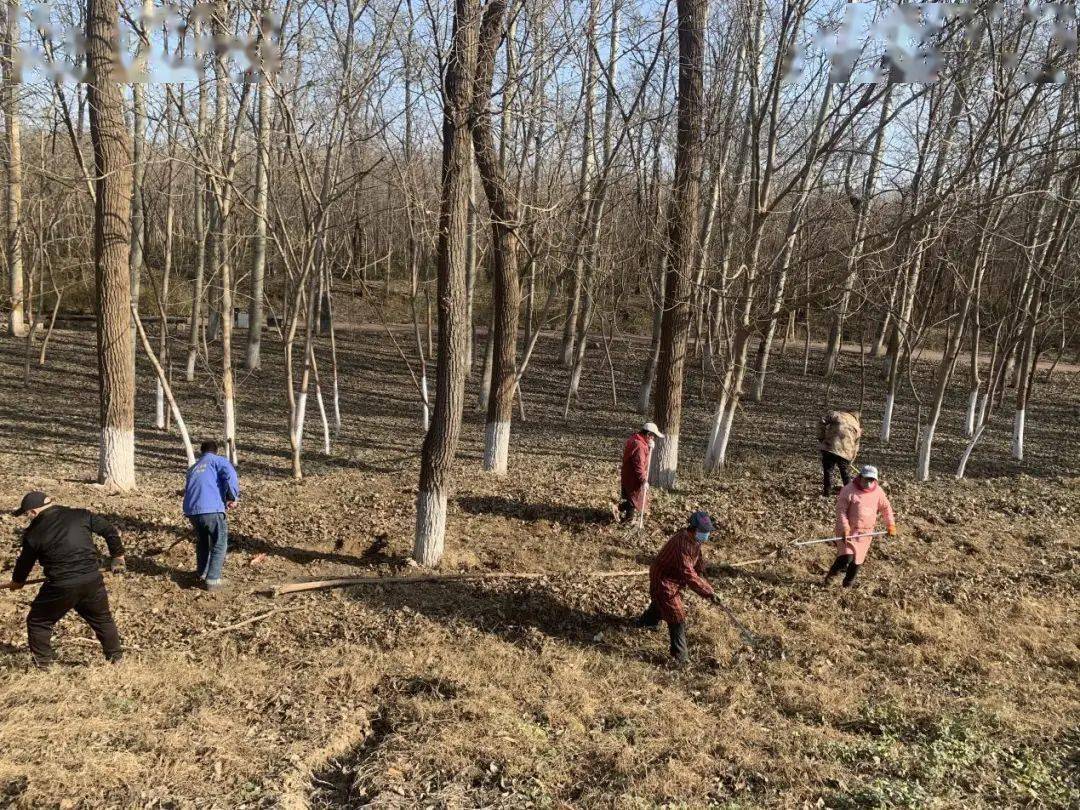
[616,422,664,524]
[636,511,717,663]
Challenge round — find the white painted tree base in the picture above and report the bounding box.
[224,396,237,464]
[881,393,895,445]
[414,489,447,566]
[916,420,936,481]
[421,374,430,432]
[315,385,330,455]
[964,390,978,438]
[155,384,165,430]
[333,381,342,434]
[651,433,679,489]
[703,403,725,472]
[706,400,738,474]
[99,427,135,491]
[568,363,583,401]
[293,391,308,452]
[956,422,987,480]
[482,420,510,475]
[1012,409,1025,461]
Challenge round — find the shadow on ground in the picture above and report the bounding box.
[457,495,614,526]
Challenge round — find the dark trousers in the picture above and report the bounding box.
[190,512,229,585]
[825,553,860,586]
[27,577,122,666]
[618,487,637,523]
[821,451,852,496]
[636,601,689,662]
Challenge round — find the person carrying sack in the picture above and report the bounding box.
[818,410,861,497]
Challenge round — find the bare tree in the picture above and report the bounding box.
[472,0,521,476]
[3,0,26,338]
[414,0,479,566]
[185,12,208,381]
[649,0,707,488]
[87,0,135,490]
[128,0,151,363]
[246,2,272,372]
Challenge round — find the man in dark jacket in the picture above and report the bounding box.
[183,440,240,592]
[635,511,717,663]
[5,492,125,667]
[616,422,664,524]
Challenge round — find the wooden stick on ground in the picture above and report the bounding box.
[267,571,541,597]
[266,535,857,597]
[143,536,188,558]
[198,606,306,636]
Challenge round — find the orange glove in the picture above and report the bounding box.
[887,524,897,537]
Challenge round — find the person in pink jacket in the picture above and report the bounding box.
[824,464,897,587]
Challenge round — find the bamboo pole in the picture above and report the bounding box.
[267,529,890,596]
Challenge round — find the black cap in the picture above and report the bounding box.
[13,491,49,517]
[688,511,714,533]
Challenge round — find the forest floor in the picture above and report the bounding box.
[0,324,1077,809]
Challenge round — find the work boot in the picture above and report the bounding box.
[668,622,689,663]
[636,601,661,630]
[202,580,223,593]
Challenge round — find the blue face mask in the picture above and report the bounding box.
[695,531,710,542]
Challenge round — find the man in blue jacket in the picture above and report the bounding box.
[183,440,240,592]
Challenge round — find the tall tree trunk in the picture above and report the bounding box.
[916,233,990,481]
[560,0,598,367]
[246,67,270,370]
[156,89,177,430]
[703,0,769,473]
[88,0,135,490]
[211,0,237,462]
[637,250,667,414]
[414,0,479,566]
[464,179,476,373]
[185,16,207,381]
[129,2,149,364]
[650,0,707,489]
[3,0,26,338]
[473,0,521,476]
[1013,281,1042,462]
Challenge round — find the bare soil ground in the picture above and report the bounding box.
[0,325,1077,808]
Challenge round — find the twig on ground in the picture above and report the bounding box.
[198,606,306,636]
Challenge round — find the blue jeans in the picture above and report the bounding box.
[189,513,228,585]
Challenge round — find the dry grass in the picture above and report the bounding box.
[0,326,1077,808]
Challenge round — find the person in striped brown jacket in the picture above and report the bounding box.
[635,511,717,663]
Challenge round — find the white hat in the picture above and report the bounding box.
[641,421,665,439]
[859,464,879,480]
